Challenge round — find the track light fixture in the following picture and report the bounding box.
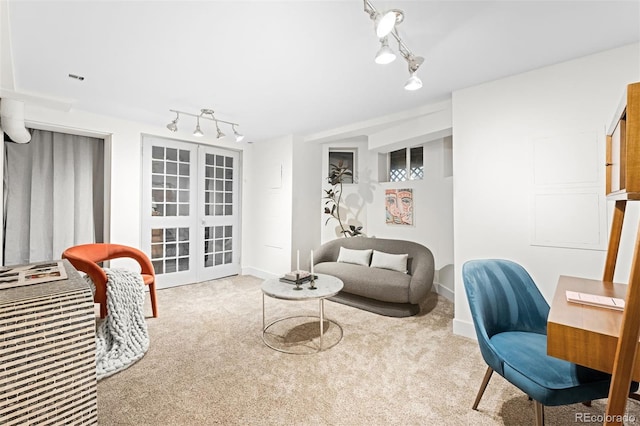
[375,9,403,38]
[404,72,423,91]
[166,112,179,132]
[193,116,204,137]
[166,108,244,142]
[363,0,424,91]
[215,121,225,139]
[375,37,396,65]
[403,54,424,91]
[232,125,245,142]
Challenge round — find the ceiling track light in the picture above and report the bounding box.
[232,124,245,142]
[375,37,396,65]
[363,0,424,91]
[166,108,245,142]
[215,121,225,139]
[166,111,179,132]
[376,9,404,38]
[193,116,204,137]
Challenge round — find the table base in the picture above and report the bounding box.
[262,315,343,354]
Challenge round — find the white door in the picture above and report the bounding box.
[197,146,240,280]
[141,135,240,288]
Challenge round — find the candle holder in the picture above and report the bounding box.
[308,275,317,290]
[294,273,303,291]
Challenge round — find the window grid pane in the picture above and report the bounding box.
[204,154,233,217]
[389,148,407,182]
[389,146,424,182]
[390,169,407,182]
[204,225,233,268]
[410,147,424,180]
[151,227,190,275]
[151,146,191,216]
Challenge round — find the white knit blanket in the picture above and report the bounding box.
[87,268,150,380]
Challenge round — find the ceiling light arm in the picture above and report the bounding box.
[168,109,239,128]
[364,0,403,23]
[392,29,410,60]
[364,0,423,79]
[363,0,377,19]
[392,29,422,72]
[166,111,180,132]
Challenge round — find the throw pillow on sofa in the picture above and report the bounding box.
[370,250,408,273]
[336,247,373,266]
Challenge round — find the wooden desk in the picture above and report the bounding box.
[547,275,640,380]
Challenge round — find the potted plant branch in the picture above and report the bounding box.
[324,160,363,237]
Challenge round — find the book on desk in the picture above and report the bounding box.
[566,290,625,311]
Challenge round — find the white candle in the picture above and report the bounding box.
[296,250,300,272]
[310,250,314,276]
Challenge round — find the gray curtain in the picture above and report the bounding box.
[3,129,104,265]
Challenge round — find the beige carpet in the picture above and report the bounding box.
[97,275,640,425]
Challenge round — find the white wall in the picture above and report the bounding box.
[17,104,246,270]
[314,105,455,299]
[292,135,322,271]
[452,43,640,338]
[15,44,634,311]
[320,136,370,243]
[241,134,293,277]
[242,134,322,278]
[362,103,454,280]
[15,100,454,285]
[366,137,453,270]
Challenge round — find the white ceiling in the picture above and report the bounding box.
[4,1,640,143]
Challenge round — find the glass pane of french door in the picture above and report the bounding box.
[198,146,240,281]
[141,136,239,288]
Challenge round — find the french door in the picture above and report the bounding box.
[141,135,240,288]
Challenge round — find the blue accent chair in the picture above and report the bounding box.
[463,259,638,425]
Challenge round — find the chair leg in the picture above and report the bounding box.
[149,282,158,318]
[472,367,494,410]
[100,302,107,319]
[533,401,544,426]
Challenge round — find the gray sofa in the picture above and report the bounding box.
[313,237,435,317]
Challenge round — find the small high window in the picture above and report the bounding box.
[328,149,356,183]
[389,146,423,182]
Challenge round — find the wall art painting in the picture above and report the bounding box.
[385,188,413,225]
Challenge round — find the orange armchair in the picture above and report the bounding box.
[62,243,158,318]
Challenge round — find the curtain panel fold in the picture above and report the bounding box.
[4,129,104,265]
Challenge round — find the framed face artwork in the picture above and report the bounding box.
[385,188,413,225]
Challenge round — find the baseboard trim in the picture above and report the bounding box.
[241,267,276,280]
[434,281,454,302]
[453,318,476,340]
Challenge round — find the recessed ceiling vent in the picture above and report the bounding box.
[0,98,31,143]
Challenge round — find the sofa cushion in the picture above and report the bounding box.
[336,247,372,266]
[315,261,412,304]
[370,250,408,273]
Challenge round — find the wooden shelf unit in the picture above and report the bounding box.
[549,82,640,426]
[606,82,640,197]
[601,82,640,425]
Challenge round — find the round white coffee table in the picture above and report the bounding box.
[261,273,343,354]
